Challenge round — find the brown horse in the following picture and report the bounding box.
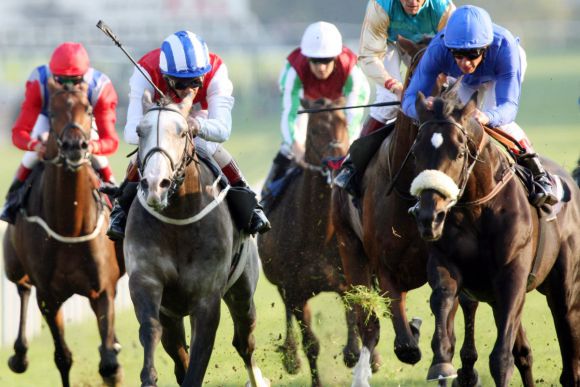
[409,93,580,386]
[2,79,124,387]
[124,91,268,387]
[258,98,376,386]
[330,38,539,387]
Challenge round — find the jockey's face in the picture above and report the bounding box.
[308,57,336,80]
[400,0,426,15]
[164,76,204,99]
[450,49,485,74]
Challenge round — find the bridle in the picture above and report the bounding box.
[138,105,197,198]
[298,111,348,186]
[45,88,93,170]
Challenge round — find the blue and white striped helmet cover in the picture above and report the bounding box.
[160,31,212,78]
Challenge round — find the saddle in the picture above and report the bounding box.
[261,167,302,214]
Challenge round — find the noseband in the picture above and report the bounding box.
[139,105,196,197]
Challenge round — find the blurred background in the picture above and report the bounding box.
[0,0,579,385]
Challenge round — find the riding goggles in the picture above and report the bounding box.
[449,48,486,60]
[308,57,335,65]
[54,75,84,85]
[165,76,204,90]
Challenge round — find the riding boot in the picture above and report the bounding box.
[260,151,292,201]
[0,179,25,224]
[517,153,558,207]
[335,117,394,197]
[334,155,358,197]
[106,179,139,241]
[233,179,271,235]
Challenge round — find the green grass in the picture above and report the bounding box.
[0,50,578,386]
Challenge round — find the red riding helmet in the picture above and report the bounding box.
[49,42,90,76]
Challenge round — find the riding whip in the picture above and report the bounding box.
[297,101,401,114]
[96,20,167,99]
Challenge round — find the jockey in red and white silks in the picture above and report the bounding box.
[278,21,370,159]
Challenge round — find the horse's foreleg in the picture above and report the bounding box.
[129,274,163,387]
[37,295,72,387]
[89,290,123,386]
[512,323,534,387]
[159,313,189,385]
[426,261,460,382]
[276,288,301,374]
[336,232,376,387]
[292,301,321,387]
[8,282,32,374]
[224,272,269,387]
[454,294,480,387]
[342,301,362,368]
[377,269,421,365]
[182,295,221,387]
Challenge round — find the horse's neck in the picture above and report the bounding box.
[388,114,417,165]
[464,140,510,203]
[42,165,99,232]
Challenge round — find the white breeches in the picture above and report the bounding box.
[370,41,409,124]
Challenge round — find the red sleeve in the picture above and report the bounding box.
[91,82,119,156]
[12,81,43,151]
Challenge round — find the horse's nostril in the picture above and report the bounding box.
[61,142,70,150]
[160,179,171,189]
[81,140,89,150]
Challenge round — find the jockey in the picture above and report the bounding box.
[335,0,455,195]
[402,5,557,207]
[0,42,119,224]
[106,30,270,240]
[261,21,370,200]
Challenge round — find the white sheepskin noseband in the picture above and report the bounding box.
[410,169,460,200]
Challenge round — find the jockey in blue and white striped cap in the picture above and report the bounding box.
[160,30,212,78]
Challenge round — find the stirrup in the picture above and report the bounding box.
[335,167,358,196]
[249,208,271,235]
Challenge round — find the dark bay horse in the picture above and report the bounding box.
[2,78,124,387]
[331,38,524,387]
[258,98,375,386]
[409,93,580,386]
[124,91,268,387]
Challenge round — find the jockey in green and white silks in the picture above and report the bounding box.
[359,0,455,125]
[278,22,370,159]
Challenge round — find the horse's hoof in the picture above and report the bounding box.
[426,362,457,382]
[394,343,421,365]
[278,345,301,374]
[102,364,124,387]
[453,368,481,387]
[245,377,271,387]
[342,346,360,368]
[8,355,28,373]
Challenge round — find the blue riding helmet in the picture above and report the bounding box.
[444,5,493,49]
[160,31,212,78]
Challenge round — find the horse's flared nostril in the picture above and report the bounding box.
[160,179,171,189]
[435,210,446,225]
[81,140,89,150]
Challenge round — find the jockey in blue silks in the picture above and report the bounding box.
[403,5,557,207]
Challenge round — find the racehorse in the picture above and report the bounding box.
[124,90,269,387]
[258,98,376,386]
[409,93,580,386]
[2,78,124,387]
[331,38,538,387]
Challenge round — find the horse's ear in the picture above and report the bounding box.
[397,35,418,57]
[333,96,346,108]
[142,89,155,111]
[177,90,195,116]
[47,76,62,95]
[415,91,431,122]
[460,91,479,121]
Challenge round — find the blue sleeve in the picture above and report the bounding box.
[402,44,443,120]
[485,40,521,127]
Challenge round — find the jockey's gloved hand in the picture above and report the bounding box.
[187,116,201,136]
[99,183,121,197]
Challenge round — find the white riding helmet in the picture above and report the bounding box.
[300,21,342,58]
